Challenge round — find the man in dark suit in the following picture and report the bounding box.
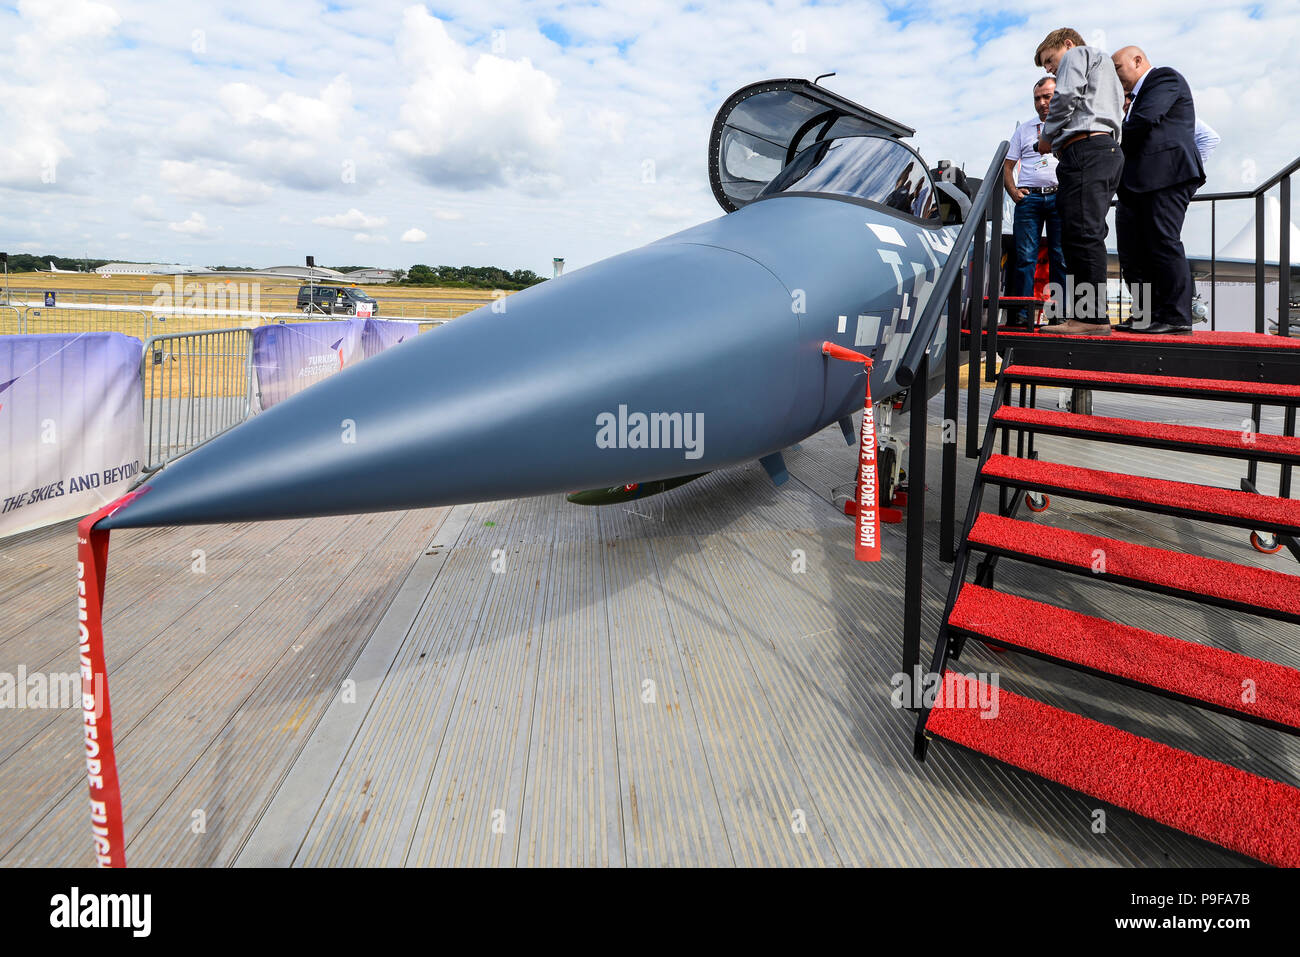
[1112,46,1206,334]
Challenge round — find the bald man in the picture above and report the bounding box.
[1112,46,1205,333]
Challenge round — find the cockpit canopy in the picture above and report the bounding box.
[708,78,915,213]
[757,135,940,222]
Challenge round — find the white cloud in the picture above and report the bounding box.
[353,232,389,244]
[131,195,167,221]
[401,227,428,242]
[390,8,564,190]
[0,1,1296,272]
[168,211,215,235]
[219,75,353,139]
[648,204,697,222]
[0,0,120,188]
[314,208,388,229]
[588,108,627,145]
[210,75,361,191]
[160,161,272,205]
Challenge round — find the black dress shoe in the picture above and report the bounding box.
[1134,322,1193,335]
[1114,319,1136,331]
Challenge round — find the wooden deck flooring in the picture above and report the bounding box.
[2,388,1297,866]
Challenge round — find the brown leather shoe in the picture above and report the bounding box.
[1039,320,1112,336]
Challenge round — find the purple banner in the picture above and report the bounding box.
[252,318,420,410]
[361,318,418,359]
[1,333,144,538]
[252,319,365,410]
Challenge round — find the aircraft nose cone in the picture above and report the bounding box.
[98,241,798,529]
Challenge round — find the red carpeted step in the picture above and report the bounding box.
[924,670,1300,867]
[949,583,1300,732]
[1002,364,1300,401]
[980,453,1300,533]
[967,513,1300,621]
[990,328,1300,349]
[993,405,1300,461]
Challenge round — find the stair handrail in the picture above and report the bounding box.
[893,141,1008,701]
[1194,152,1300,203]
[1111,151,1300,335]
[1195,153,1297,339]
[896,140,1009,389]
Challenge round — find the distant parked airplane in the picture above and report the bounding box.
[40,261,82,274]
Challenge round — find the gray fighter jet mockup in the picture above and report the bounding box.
[100,78,968,531]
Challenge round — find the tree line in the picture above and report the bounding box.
[0,254,549,290]
[398,264,545,289]
[0,254,108,272]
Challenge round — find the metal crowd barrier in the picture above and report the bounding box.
[22,306,152,339]
[7,309,438,476]
[139,327,255,476]
[0,305,21,335]
[0,300,488,331]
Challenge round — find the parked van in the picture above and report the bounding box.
[296,285,379,316]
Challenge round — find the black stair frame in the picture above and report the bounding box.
[908,150,1300,864]
[912,360,1017,759]
[1000,336,1300,562]
[914,339,1300,760]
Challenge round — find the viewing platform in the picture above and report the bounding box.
[3,383,1295,866]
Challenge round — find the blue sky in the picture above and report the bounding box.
[0,0,1295,270]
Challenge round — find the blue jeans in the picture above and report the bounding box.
[1010,192,1067,322]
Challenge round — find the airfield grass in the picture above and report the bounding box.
[0,271,498,324]
[1,271,493,299]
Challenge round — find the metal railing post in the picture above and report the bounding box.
[1256,192,1267,335]
[986,183,1003,382]
[1280,176,1294,500]
[966,223,987,458]
[1280,175,1291,338]
[940,279,961,562]
[1210,199,1217,331]
[903,348,929,696]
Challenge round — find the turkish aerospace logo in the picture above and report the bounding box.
[0,375,19,413]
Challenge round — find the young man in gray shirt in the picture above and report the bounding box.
[1033,27,1126,335]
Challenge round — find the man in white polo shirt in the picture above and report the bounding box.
[1003,76,1067,327]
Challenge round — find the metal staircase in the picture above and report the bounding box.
[911,334,1300,867]
[884,147,1300,867]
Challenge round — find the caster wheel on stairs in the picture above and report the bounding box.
[1251,530,1283,554]
[1026,491,1050,513]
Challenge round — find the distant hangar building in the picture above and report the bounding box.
[197,265,397,284]
[93,263,397,283]
[96,262,189,276]
[343,268,398,283]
